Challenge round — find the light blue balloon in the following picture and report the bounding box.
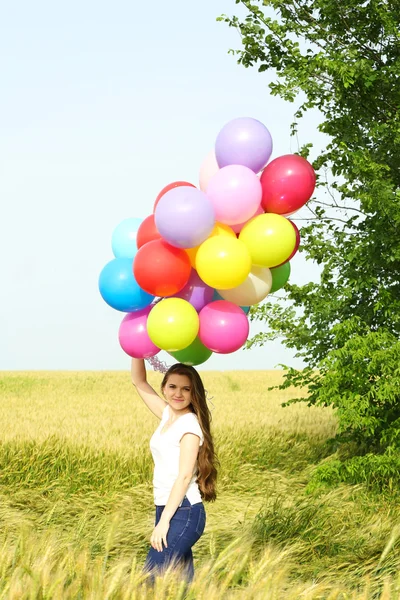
[99,257,154,312]
[111,217,143,259]
[212,290,250,314]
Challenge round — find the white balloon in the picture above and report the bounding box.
[199,150,219,192]
[217,266,272,306]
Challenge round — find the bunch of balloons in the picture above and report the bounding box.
[99,117,316,366]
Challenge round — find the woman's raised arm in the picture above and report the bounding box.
[131,358,167,419]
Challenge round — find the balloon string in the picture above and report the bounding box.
[145,355,170,374]
[205,391,215,413]
[145,299,170,373]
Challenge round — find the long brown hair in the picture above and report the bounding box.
[161,363,218,502]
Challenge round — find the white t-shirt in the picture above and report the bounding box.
[150,404,204,506]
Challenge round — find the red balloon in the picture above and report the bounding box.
[260,155,316,215]
[133,239,191,297]
[137,215,162,249]
[154,181,196,211]
[275,220,301,267]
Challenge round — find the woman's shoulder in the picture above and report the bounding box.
[184,410,202,431]
[181,410,204,444]
[187,409,200,422]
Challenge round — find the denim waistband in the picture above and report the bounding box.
[155,495,203,509]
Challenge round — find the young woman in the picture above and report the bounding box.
[131,358,218,583]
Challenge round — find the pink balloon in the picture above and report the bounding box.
[231,204,264,234]
[199,300,250,354]
[118,306,160,358]
[206,165,262,226]
[199,150,219,192]
[172,270,214,312]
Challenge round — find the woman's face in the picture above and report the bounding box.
[163,373,192,412]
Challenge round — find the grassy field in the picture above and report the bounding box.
[1,370,400,598]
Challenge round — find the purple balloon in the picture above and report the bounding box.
[215,117,273,174]
[155,186,215,249]
[172,270,214,312]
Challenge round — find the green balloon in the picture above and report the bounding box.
[270,262,291,293]
[169,336,213,366]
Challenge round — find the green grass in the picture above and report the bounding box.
[0,370,400,598]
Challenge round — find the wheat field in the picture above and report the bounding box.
[1,370,400,599]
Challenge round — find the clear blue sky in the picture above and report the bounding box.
[1,1,326,371]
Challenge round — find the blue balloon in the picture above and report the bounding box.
[99,258,154,312]
[111,218,143,259]
[212,290,249,314]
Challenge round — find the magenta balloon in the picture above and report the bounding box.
[260,154,316,215]
[172,270,214,312]
[155,186,215,249]
[215,117,273,173]
[199,300,250,354]
[118,306,160,358]
[206,165,262,226]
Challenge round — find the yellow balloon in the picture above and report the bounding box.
[195,236,251,289]
[147,298,199,352]
[217,266,272,306]
[185,222,236,268]
[239,213,296,268]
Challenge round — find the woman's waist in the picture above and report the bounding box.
[153,470,198,485]
[153,481,202,506]
[155,494,204,510]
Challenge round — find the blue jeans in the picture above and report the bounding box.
[143,496,206,583]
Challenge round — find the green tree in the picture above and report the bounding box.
[219,1,400,483]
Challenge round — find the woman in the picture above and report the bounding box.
[131,358,218,583]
